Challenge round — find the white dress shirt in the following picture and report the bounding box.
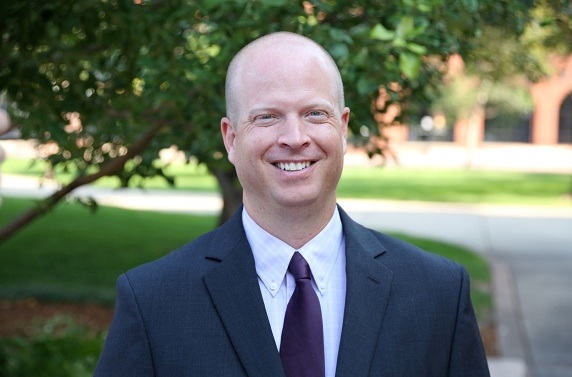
[242,207,346,377]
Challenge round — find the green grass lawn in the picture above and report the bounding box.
[0,197,216,304]
[1,158,217,193]
[3,157,571,206]
[339,167,572,206]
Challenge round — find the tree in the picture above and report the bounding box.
[0,0,542,243]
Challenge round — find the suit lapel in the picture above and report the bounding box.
[335,209,394,377]
[203,212,285,377]
[202,207,394,377]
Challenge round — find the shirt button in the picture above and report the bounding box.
[320,285,326,291]
[270,282,278,291]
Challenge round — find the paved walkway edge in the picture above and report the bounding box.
[489,255,531,377]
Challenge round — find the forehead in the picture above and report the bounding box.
[246,52,326,84]
[238,38,333,77]
[234,42,337,105]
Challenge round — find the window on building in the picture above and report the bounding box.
[558,94,572,144]
[484,112,531,142]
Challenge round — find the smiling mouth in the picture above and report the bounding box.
[275,161,312,171]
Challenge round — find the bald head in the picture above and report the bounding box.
[224,32,345,123]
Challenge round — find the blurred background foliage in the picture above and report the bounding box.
[0,315,102,377]
[0,0,570,238]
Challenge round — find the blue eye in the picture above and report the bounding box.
[254,114,275,122]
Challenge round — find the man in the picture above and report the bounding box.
[95,32,490,376]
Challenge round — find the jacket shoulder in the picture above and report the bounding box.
[123,211,246,288]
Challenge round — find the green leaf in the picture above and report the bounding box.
[329,42,349,60]
[406,42,427,54]
[370,24,395,41]
[329,28,353,44]
[399,51,421,79]
[392,38,407,48]
[418,3,432,13]
[396,16,415,39]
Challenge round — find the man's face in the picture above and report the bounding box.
[221,45,349,214]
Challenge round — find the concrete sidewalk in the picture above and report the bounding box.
[2,174,572,376]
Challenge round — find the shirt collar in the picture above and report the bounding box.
[243,207,344,297]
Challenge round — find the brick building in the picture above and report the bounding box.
[387,54,572,146]
[453,54,572,145]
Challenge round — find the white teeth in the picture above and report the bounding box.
[277,161,311,171]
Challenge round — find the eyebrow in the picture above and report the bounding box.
[302,101,336,112]
[248,100,336,115]
[247,107,276,118]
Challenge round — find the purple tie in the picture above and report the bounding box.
[280,252,325,377]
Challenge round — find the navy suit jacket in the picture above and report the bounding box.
[95,206,490,376]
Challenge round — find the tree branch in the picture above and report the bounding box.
[0,122,165,245]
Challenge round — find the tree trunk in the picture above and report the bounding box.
[0,123,164,245]
[209,166,243,226]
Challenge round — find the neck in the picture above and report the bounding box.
[244,199,337,250]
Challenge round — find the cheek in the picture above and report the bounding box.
[233,134,266,165]
[315,128,346,153]
[243,130,275,154]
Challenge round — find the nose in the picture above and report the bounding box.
[277,115,310,149]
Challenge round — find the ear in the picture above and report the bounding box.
[341,107,350,154]
[221,117,237,164]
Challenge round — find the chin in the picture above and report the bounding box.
[275,193,328,211]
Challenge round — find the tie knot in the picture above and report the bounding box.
[288,252,312,280]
